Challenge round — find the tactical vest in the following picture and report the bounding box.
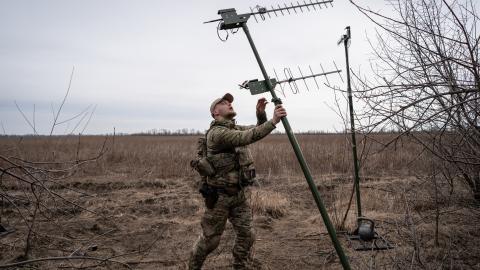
[190,122,255,188]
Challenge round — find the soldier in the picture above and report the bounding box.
[189,93,287,270]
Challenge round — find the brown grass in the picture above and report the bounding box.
[249,189,290,218]
[0,133,429,178]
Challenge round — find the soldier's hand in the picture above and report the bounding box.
[272,105,287,125]
[256,97,268,113]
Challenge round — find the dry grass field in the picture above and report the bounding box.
[1,134,479,269]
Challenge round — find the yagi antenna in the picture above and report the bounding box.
[204,2,352,269]
[204,0,334,25]
[239,64,342,97]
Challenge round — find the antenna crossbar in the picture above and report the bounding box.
[277,69,340,84]
[240,67,341,97]
[203,0,333,26]
[253,0,332,16]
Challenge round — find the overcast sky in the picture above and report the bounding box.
[0,0,390,135]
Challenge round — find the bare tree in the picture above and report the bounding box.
[349,0,480,200]
[0,70,136,268]
[0,141,107,257]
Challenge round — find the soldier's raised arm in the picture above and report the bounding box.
[256,110,268,126]
[256,97,268,125]
[211,120,276,148]
[211,104,286,148]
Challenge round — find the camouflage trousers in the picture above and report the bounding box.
[189,190,254,270]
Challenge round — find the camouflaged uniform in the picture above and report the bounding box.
[189,112,275,270]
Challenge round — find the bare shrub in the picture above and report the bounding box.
[349,0,480,200]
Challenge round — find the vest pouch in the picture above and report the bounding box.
[236,146,254,167]
[192,157,216,177]
[208,152,237,175]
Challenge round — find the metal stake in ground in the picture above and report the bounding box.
[206,5,351,269]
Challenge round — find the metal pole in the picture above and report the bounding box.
[241,23,351,270]
[343,26,362,219]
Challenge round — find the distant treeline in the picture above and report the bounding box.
[130,128,204,136]
[132,129,356,136]
[0,128,415,137]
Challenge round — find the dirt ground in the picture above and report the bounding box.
[2,172,480,269]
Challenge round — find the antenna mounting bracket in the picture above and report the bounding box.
[243,78,277,95]
[218,9,251,29]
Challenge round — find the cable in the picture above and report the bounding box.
[216,21,228,42]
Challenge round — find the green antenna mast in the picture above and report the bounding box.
[339,26,363,220]
[205,2,351,269]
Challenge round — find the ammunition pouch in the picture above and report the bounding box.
[191,136,215,177]
[199,183,219,209]
[190,158,216,177]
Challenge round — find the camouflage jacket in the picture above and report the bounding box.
[205,111,275,187]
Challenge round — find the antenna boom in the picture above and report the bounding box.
[203,0,334,25]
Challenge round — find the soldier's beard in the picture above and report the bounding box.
[225,111,237,119]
